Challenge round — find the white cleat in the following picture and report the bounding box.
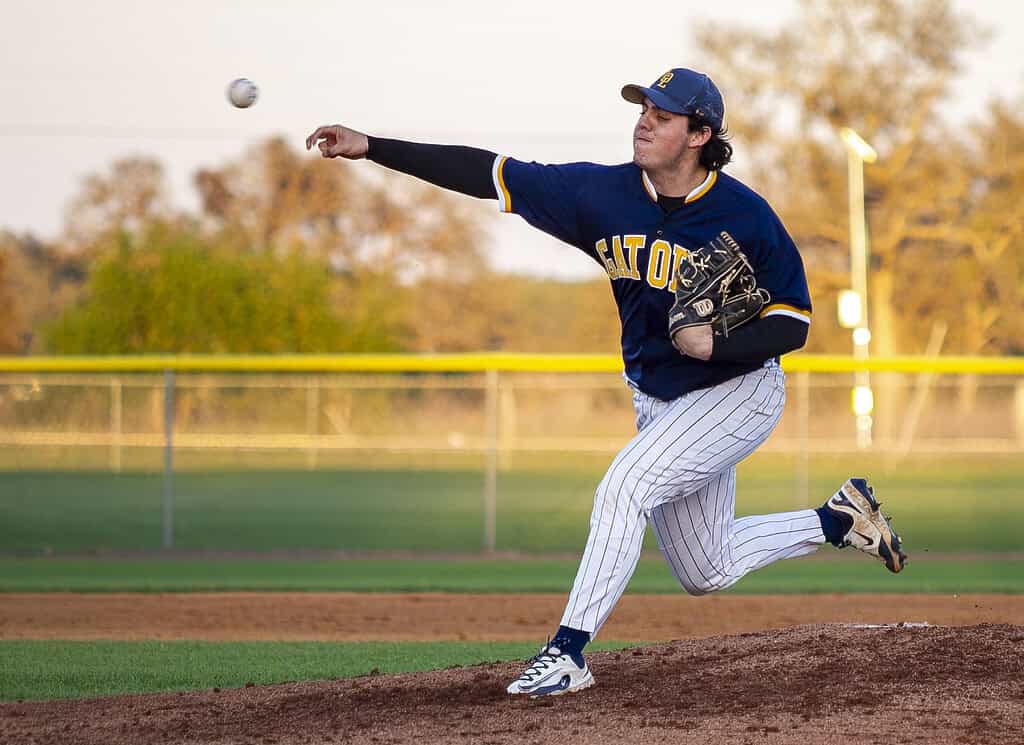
[824,477,907,573]
[506,643,594,697]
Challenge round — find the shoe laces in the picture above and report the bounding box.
[516,641,565,682]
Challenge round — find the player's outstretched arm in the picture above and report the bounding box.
[305,126,498,200]
[305,125,370,160]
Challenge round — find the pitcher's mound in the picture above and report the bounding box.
[4,624,1023,745]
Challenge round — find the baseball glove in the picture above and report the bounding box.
[668,231,770,339]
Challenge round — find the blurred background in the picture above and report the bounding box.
[1,0,1022,559]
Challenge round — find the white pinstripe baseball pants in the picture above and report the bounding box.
[560,362,826,635]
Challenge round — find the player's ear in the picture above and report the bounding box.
[689,125,712,148]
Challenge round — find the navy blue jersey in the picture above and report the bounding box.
[493,157,812,400]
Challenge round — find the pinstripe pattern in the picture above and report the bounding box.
[561,362,825,635]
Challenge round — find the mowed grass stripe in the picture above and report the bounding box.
[0,640,637,702]
[2,455,1022,554]
[2,557,1022,593]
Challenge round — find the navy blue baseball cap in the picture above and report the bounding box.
[621,68,726,132]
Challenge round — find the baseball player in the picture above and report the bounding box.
[306,67,906,698]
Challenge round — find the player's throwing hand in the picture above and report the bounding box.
[305,125,369,159]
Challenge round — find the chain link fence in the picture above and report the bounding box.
[1,359,1022,554]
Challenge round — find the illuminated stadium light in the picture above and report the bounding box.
[852,327,872,347]
[840,127,878,163]
[837,289,862,328]
[851,385,875,416]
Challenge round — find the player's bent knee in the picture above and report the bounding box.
[677,570,737,596]
[680,580,718,596]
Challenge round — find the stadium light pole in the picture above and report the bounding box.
[839,127,877,449]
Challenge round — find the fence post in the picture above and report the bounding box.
[483,368,499,553]
[306,376,320,470]
[163,370,175,550]
[796,370,810,506]
[498,381,517,471]
[110,377,122,473]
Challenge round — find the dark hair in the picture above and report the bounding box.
[688,116,733,171]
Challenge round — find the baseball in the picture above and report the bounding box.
[227,78,259,108]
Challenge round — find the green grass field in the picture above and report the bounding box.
[0,640,638,702]
[1,454,1022,555]
[2,556,1022,593]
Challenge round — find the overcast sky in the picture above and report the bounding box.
[1,0,1021,279]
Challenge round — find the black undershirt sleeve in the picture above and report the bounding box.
[710,314,809,363]
[366,136,498,200]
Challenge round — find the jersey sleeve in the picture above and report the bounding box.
[749,206,813,325]
[492,157,600,249]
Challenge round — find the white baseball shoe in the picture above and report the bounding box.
[506,643,594,697]
[824,477,907,573]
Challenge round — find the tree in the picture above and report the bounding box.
[0,249,20,353]
[399,268,620,354]
[888,101,1024,355]
[0,230,89,353]
[64,157,174,252]
[44,223,398,354]
[695,0,989,357]
[194,136,490,279]
[958,101,1024,355]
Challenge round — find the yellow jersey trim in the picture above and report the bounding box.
[640,170,658,202]
[684,170,717,203]
[493,156,512,213]
[761,303,812,323]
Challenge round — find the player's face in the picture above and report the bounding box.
[632,99,699,172]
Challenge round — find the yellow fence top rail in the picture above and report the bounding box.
[0,353,1022,375]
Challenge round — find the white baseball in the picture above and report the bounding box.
[227,78,259,108]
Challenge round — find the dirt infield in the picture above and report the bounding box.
[3,623,1023,745]
[3,593,1024,744]
[3,592,1024,641]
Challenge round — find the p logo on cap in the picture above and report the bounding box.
[656,72,674,89]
